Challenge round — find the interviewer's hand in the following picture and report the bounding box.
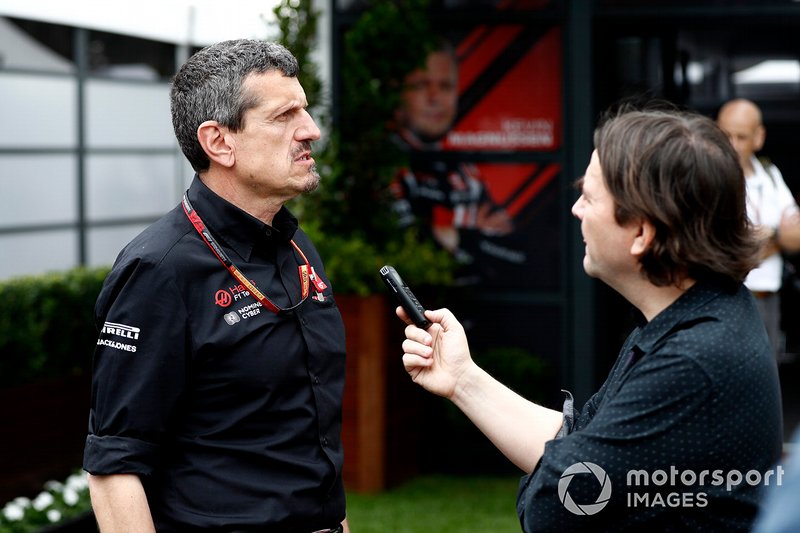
[396,306,475,400]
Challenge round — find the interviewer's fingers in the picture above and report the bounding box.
[402,337,433,358]
[395,305,409,324]
[402,352,433,372]
[405,320,433,342]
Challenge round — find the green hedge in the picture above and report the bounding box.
[0,267,110,389]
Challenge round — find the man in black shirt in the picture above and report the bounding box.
[397,108,783,531]
[83,40,348,532]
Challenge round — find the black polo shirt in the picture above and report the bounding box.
[518,280,783,532]
[84,176,346,532]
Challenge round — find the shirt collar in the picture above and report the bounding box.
[629,280,729,354]
[748,156,769,182]
[187,175,299,262]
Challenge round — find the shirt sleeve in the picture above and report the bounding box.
[516,351,713,531]
[83,256,189,476]
[772,166,799,215]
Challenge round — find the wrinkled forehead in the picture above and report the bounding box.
[241,71,306,106]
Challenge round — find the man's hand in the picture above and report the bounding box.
[396,307,475,400]
[778,208,800,253]
[754,225,780,260]
[395,306,563,473]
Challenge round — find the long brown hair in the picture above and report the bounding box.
[594,109,760,288]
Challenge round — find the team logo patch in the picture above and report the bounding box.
[215,290,232,308]
[97,321,140,353]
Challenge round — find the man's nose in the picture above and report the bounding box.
[571,197,584,219]
[298,110,321,141]
[426,84,444,101]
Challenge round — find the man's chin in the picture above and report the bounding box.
[302,170,321,193]
[582,257,599,279]
[406,122,450,143]
[416,130,448,144]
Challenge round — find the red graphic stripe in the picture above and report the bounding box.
[506,163,560,217]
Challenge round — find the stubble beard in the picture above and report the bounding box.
[293,141,320,193]
[303,165,321,193]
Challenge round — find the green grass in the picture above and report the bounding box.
[346,475,522,533]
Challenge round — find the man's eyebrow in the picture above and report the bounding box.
[573,176,585,191]
[270,100,306,116]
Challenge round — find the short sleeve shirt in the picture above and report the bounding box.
[83,176,346,532]
[517,281,783,532]
[745,157,799,291]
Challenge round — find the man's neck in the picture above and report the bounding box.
[199,171,282,226]
[742,156,756,178]
[620,276,696,322]
[399,128,444,151]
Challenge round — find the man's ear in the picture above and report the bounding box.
[197,120,235,168]
[631,219,656,257]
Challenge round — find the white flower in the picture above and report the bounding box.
[65,472,89,492]
[63,487,80,506]
[32,491,55,511]
[44,480,64,492]
[2,502,25,521]
[12,497,31,508]
[46,509,62,523]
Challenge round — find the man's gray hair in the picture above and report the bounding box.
[170,39,299,172]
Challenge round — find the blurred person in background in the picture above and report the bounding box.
[752,426,800,533]
[718,98,800,362]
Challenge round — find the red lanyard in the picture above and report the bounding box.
[182,193,326,314]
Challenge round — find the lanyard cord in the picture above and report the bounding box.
[182,193,311,314]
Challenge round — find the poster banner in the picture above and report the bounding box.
[392,19,564,288]
[445,25,562,152]
[457,161,562,289]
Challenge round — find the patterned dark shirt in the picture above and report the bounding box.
[518,280,783,532]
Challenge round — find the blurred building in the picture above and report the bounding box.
[0,1,298,280]
[2,0,799,433]
[332,0,800,427]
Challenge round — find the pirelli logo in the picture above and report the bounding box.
[101,322,141,340]
[97,322,141,353]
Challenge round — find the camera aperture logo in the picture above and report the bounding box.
[558,462,612,515]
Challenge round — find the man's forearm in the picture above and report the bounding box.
[88,473,156,533]
[778,216,800,253]
[451,364,564,473]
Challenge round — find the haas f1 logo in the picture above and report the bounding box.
[215,289,232,308]
[215,283,252,308]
